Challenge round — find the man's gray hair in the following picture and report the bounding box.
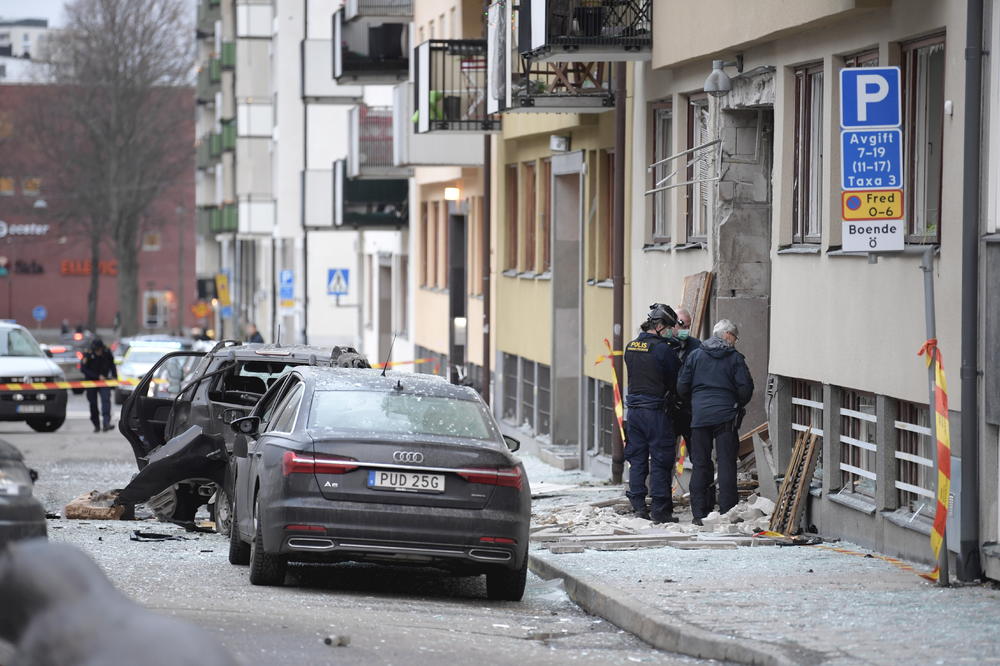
[675,306,692,322]
[713,319,738,338]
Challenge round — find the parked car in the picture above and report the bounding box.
[225,366,530,600]
[115,340,192,404]
[116,343,370,533]
[0,322,67,432]
[0,438,47,545]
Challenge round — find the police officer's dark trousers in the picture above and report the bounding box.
[625,407,675,515]
[689,421,738,518]
[86,387,112,429]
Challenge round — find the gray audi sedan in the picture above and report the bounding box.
[227,367,530,600]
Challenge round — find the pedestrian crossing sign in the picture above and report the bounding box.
[327,268,349,296]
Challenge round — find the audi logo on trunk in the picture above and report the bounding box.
[392,451,424,463]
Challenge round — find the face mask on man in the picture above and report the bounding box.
[677,329,690,340]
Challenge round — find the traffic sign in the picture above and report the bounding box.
[840,67,901,128]
[220,305,233,319]
[841,128,902,190]
[842,221,904,252]
[214,272,231,307]
[327,269,349,296]
[190,301,212,318]
[279,269,294,309]
[842,190,903,221]
[32,305,46,322]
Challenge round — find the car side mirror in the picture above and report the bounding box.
[222,408,243,424]
[43,348,53,358]
[233,434,249,458]
[230,415,260,436]
[503,435,520,452]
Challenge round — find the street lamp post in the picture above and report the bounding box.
[176,206,186,335]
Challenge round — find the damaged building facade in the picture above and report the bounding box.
[635,0,1000,579]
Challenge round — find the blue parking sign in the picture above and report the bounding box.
[840,67,901,129]
[32,305,46,322]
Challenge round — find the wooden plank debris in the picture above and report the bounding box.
[681,271,713,338]
[769,428,821,535]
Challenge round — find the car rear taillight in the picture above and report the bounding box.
[50,346,67,354]
[479,536,517,545]
[456,466,523,491]
[285,524,325,532]
[75,351,84,360]
[282,450,358,476]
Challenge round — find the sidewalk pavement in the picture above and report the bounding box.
[521,455,1000,665]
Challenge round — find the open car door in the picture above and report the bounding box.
[119,351,206,468]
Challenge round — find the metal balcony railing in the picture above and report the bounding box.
[333,160,408,228]
[196,139,213,170]
[222,120,236,151]
[345,0,412,20]
[209,132,223,157]
[358,106,393,170]
[414,40,500,133]
[197,0,220,37]
[220,203,238,233]
[487,0,615,113]
[209,57,222,83]
[519,0,651,61]
[333,9,409,84]
[221,42,236,69]
[196,66,219,104]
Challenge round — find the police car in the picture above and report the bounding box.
[0,322,67,432]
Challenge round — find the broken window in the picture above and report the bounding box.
[502,352,518,422]
[894,400,935,514]
[792,63,823,244]
[651,104,672,243]
[520,358,536,431]
[686,95,711,241]
[536,363,551,437]
[505,164,519,270]
[523,161,537,272]
[587,377,615,457]
[839,389,877,499]
[902,34,945,243]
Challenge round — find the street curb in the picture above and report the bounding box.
[528,553,795,666]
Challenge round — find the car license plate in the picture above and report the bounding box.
[16,405,45,414]
[368,470,445,494]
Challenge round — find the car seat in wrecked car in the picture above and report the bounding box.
[331,346,371,369]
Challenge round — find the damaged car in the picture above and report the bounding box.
[226,366,530,601]
[116,342,370,532]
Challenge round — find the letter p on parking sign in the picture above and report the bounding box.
[840,67,901,128]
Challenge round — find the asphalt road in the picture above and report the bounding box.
[2,394,706,666]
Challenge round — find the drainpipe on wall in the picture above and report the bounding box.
[611,61,627,484]
[482,134,492,406]
[959,0,984,581]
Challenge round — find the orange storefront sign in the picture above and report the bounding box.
[60,259,119,276]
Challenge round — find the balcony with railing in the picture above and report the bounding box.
[196,137,216,170]
[348,105,411,179]
[333,8,409,85]
[197,0,220,38]
[238,196,275,235]
[343,0,412,21]
[302,39,364,102]
[221,41,236,69]
[209,204,237,234]
[222,120,236,151]
[487,0,615,113]
[333,159,408,229]
[517,0,651,62]
[393,84,485,167]
[414,40,500,133]
[196,65,220,104]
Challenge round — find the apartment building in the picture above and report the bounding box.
[484,0,651,476]
[634,0,1000,578]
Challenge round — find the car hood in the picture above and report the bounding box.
[0,357,63,378]
[121,362,156,377]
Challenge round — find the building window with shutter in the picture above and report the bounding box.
[651,103,672,243]
[901,34,945,243]
[540,159,552,272]
[505,165,519,271]
[792,63,824,245]
[523,161,536,272]
[686,95,711,241]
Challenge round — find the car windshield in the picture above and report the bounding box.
[308,390,494,441]
[126,349,172,364]
[3,329,45,358]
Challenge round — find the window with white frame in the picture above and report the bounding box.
[792,63,823,244]
[651,103,672,243]
[839,389,877,498]
[792,379,824,480]
[895,400,935,513]
[902,34,945,243]
[686,95,711,241]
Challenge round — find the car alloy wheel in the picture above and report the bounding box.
[248,496,286,586]
[26,417,65,433]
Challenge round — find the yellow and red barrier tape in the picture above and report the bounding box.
[917,337,952,583]
[0,378,141,391]
[372,358,441,372]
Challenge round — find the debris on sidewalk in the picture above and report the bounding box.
[130,530,191,542]
[64,490,125,520]
[770,429,821,535]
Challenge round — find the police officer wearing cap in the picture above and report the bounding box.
[623,304,682,523]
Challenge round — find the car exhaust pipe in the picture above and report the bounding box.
[286,537,337,551]
[467,549,512,562]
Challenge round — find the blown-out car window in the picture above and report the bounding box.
[308,390,493,440]
[270,383,304,433]
[5,329,45,358]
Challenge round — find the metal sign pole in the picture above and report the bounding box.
[920,246,949,586]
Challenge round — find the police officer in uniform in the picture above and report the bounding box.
[623,304,681,523]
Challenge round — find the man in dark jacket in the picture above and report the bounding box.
[623,303,682,523]
[676,319,753,524]
[81,338,117,433]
